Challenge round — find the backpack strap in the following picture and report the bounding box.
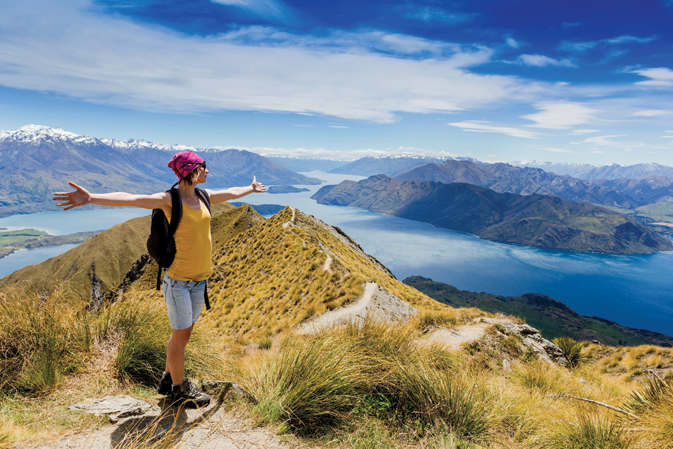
[156,189,183,290]
[195,187,212,310]
[195,188,211,215]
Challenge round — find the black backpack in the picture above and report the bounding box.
[146,187,212,309]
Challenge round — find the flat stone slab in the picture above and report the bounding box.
[69,395,154,423]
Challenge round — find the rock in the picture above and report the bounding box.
[69,395,154,423]
[201,380,250,400]
[502,359,511,372]
[499,322,569,367]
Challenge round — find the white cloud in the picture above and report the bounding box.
[512,54,575,68]
[571,134,627,146]
[448,121,538,139]
[604,35,657,44]
[542,147,576,154]
[559,41,597,53]
[633,110,673,116]
[404,6,473,23]
[506,37,520,48]
[0,0,530,123]
[521,101,598,129]
[211,0,288,20]
[227,145,462,161]
[562,22,584,30]
[328,125,349,129]
[569,129,600,134]
[559,35,655,54]
[631,67,673,87]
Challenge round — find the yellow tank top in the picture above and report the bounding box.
[167,199,212,281]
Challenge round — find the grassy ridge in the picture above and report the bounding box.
[0,206,672,447]
[130,206,462,344]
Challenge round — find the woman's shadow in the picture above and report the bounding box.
[109,385,233,448]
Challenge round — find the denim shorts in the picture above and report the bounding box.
[162,273,207,330]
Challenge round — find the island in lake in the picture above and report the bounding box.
[0,227,100,258]
[266,185,310,194]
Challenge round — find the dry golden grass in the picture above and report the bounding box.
[2,205,673,448]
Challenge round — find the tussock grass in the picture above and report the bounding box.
[0,285,226,445]
[0,285,91,394]
[96,292,225,384]
[244,332,368,431]
[553,336,590,369]
[239,319,490,443]
[513,362,570,395]
[540,410,633,449]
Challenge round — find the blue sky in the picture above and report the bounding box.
[0,0,672,165]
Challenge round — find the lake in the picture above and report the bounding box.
[1,171,672,337]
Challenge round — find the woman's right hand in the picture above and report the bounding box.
[53,182,91,211]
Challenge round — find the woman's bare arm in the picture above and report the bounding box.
[207,176,266,204]
[53,182,170,211]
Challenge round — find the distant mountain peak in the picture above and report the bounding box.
[0,124,87,142]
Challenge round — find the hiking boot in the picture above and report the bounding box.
[157,372,172,396]
[170,378,211,408]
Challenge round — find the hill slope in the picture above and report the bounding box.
[312,175,672,254]
[129,206,448,340]
[404,276,673,347]
[0,202,235,298]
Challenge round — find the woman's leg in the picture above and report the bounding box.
[162,274,196,383]
[165,324,193,385]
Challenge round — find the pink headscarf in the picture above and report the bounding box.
[168,150,204,180]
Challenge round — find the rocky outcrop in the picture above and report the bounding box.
[70,395,155,424]
[497,322,569,367]
[90,253,151,311]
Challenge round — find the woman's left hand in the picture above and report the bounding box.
[251,176,266,193]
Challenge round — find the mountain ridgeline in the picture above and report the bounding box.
[312,175,673,254]
[0,125,320,217]
[395,159,640,208]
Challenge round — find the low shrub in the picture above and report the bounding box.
[553,337,590,369]
[0,287,91,394]
[244,332,367,431]
[541,411,633,449]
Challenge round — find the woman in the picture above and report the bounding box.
[53,150,265,407]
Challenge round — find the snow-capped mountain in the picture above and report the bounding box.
[0,124,100,146]
[512,160,673,180]
[0,125,320,217]
[101,137,199,153]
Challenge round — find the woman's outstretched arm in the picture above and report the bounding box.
[207,176,266,204]
[53,182,170,211]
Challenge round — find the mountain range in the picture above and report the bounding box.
[395,160,640,209]
[0,125,320,217]
[312,175,672,254]
[512,161,673,180]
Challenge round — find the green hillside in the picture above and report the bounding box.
[0,202,234,298]
[404,276,673,348]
